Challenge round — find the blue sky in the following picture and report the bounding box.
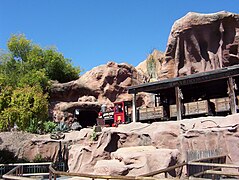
[1,0,239,73]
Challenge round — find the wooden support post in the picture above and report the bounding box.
[228,77,237,114]
[132,93,137,122]
[175,86,182,120]
[49,170,52,180]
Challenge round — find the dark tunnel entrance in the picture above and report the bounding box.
[74,109,98,128]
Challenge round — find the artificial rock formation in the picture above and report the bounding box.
[49,12,239,125]
[51,62,147,106]
[1,114,239,178]
[160,11,239,79]
[50,62,149,124]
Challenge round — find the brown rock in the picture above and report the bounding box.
[93,160,128,176]
[50,62,150,126]
[1,114,239,177]
[160,11,239,79]
[110,146,181,177]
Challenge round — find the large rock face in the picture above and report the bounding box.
[160,11,239,79]
[51,62,147,106]
[1,114,239,178]
[50,62,149,125]
[49,12,239,125]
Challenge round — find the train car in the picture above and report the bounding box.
[97,101,132,127]
[97,97,233,127]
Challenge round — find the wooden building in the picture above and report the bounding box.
[128,65,239,122]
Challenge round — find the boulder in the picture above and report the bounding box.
[111,146,181,177]
[93,160,128,176]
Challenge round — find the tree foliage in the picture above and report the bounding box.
[146,54,158,81]
[0,34,81,132]
[0,86,48,133]
[3,34,81,85]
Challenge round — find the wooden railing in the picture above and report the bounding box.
[49,164,160,180]
[1,154,239,179]
[186,154,239,179]
[140,162,187,178]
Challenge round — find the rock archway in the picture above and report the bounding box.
[52,99,101,129]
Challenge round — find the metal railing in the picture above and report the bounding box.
[1,162,64,180]
[2,155,239,180]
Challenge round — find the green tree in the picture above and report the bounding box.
[0,86,48,132]
[0,34,81,133]
[146,54,158,81]
[6,34,80,84]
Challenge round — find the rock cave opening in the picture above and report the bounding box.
[74,110,98,128]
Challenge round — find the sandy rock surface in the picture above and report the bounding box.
[160,11,239,79]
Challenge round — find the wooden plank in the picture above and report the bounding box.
[2,174,36,180]
[140,162,187,177]
[128,65,239,94]
[228,77,237,114]
[188,162,239,169]
[204,169,239,176]
[175,86,182,120]
[23,172,49,176]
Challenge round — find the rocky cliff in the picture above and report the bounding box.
[1,114,239,178]
[49,11,239,125]
[50,62,149,125]
[160,11,239,79]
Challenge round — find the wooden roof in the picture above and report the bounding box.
[128,65,239,103]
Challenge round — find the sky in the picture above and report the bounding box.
[1,0,239,73]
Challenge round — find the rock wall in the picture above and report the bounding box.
[160,11,239,79]
[2,114,239,178]
[50,62,150,123]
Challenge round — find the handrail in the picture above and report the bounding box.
[188,154,227,163]
[140,162,187,177]
[0,162,52,166]
[49,165,158,180]
[2,165,35,180]
[3,174,35,180]
[188,162,239,169]
[2,162,52,180]
[4,165,22,175]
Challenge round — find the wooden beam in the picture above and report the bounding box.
[228,77,237,114]
[204,169,239,176]
[175,86,182,120]
[132,93,137,122]
[188,162,239,169]
[140,162,187,177]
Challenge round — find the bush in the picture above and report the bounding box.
[43,121,57,133]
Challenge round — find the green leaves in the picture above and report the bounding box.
[0,33,81,133]
[0,86,48,133]
[7,34,31,62]
[6,34,80,84]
